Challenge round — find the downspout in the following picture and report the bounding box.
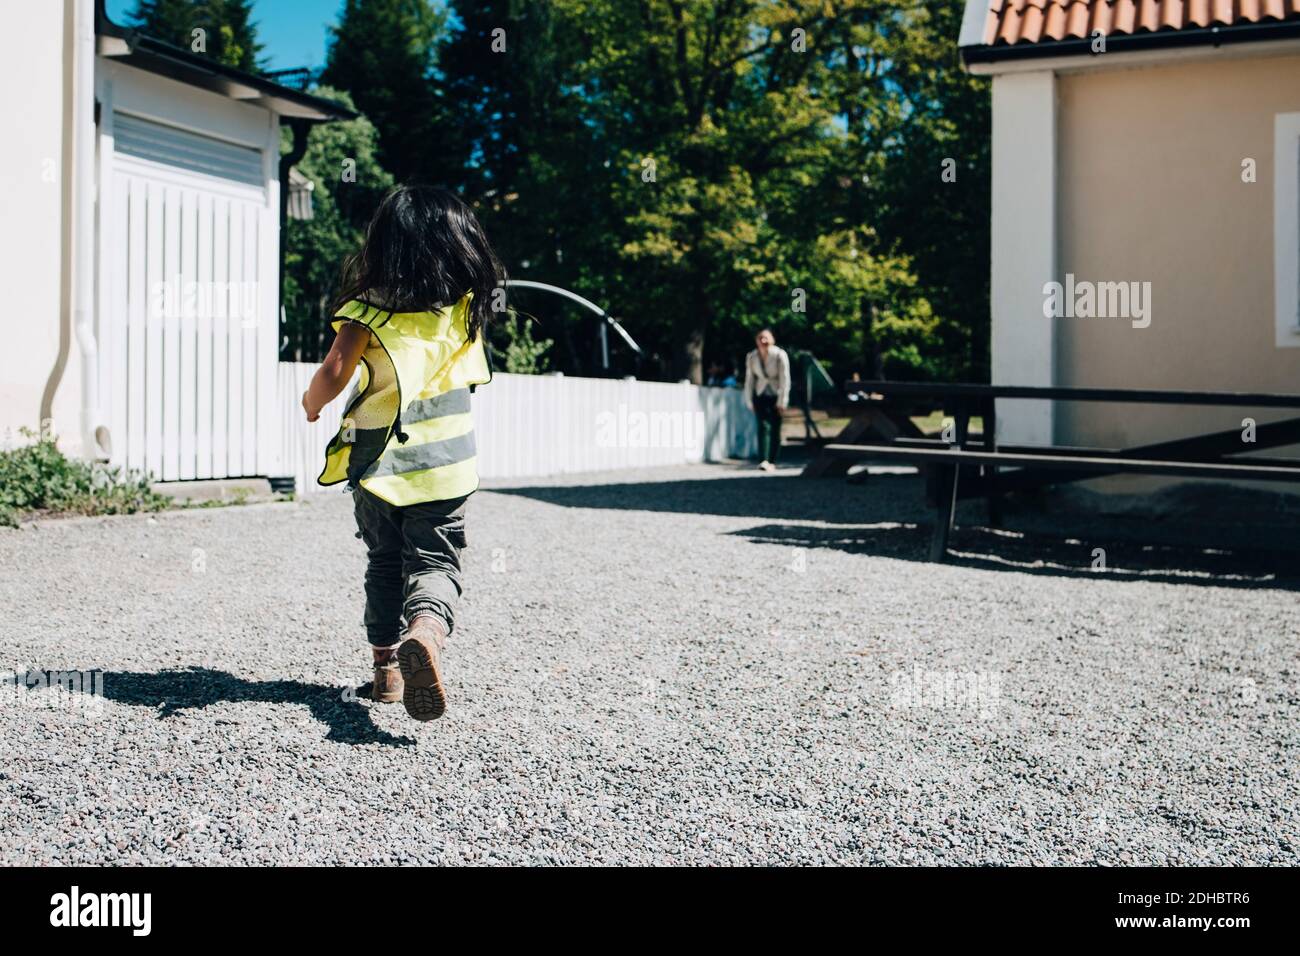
[74,0,106,459]
[43,0,104,457]
[40,0,77,443]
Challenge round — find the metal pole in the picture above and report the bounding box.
[500,279,643,359]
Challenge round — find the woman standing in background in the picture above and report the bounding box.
[743,328,790,471]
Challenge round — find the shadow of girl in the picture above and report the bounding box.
[30,666,416,747]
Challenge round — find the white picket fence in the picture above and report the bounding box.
[277,364,756,494]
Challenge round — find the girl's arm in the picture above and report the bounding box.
[302,323,370,421]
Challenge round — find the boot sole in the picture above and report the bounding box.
[397,636,447,721]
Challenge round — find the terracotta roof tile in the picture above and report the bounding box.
[983,0,1300,46]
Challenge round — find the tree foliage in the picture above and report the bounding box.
[420,0,990,383]
[125,0,265,71]
[281,87,395,360]
[319,0,448,186]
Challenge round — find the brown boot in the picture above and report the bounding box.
[357,645,403,703]
[371,661,405,703]
[397,615,448,721]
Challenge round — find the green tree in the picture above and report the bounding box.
[124,0,194,41]
[126,0,265,71]
[809,0,989,380]
[436,0,623,373]
[871,1,991,380]
[209,0,262,71]
[543,0,947,383]
[312,0,992,383]
[320,0,448,185]
[281,87,395,360]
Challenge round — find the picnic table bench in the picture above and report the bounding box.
[810,381,1300,562]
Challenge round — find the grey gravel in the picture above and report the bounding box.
[0,462,1296,865]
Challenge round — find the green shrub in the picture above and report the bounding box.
[494,310,554,375]
[0,431,169,527]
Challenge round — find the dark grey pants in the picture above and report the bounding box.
[753,393,782,463]
[352,487,469,648]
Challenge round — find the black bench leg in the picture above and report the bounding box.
[984,398,1002,527]
[929,464,959,562]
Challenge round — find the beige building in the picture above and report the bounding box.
[0,0,347,482]
[961,0,1300,455]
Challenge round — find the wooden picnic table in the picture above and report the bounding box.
[807,381,1300,561]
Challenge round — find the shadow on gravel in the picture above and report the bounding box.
[494,471,1299,589]
[491,473,905,523]
[47,667,416,747]
[732,522,1300,590]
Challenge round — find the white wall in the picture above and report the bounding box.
[0,1,78,451]
[1053,57,1300,453]
[472,373,754,478]
[95,61,282,481]
[278,365,756,494]
[990,71,1057,446]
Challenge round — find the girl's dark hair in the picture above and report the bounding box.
[331,185,504,341]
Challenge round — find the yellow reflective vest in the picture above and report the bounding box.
[318,293,490,505]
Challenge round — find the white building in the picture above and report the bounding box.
[0,0,349,484]
[961,0,1300,450]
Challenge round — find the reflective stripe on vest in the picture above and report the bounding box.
[318,294,490,505]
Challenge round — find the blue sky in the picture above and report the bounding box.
[106,0,346,71]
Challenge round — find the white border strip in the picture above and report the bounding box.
[1274,112,1300,348]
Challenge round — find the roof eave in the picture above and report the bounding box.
[961,18,1300,72]
[95,3,355,122]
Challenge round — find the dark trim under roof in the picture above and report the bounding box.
[962,18,1300,67]
[96,1,354,122]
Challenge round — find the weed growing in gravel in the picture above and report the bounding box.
[0,430,169,527]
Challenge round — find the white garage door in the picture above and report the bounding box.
[100,110,278,481]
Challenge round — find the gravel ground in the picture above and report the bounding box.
[0,462,1296,865]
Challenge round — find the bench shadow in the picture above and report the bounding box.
[489,472,905,523]
[33,667,416,747]
[731,522,1300,590]
[492,472,1299,590]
